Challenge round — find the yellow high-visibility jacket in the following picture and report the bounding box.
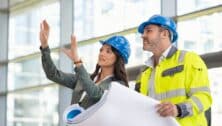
[135,47,212,126]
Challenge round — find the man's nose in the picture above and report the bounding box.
[141,33,146,39]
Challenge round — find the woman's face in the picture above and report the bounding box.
[98,44,117,68]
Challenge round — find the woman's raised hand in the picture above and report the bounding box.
[62,34,80,63]
[39,20,50,48]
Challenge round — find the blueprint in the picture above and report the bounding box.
[63,82,180,126]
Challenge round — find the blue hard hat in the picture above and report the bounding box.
[100,35,131,64]
[138,15,178,43]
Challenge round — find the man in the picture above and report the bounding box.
[135,15,212,126]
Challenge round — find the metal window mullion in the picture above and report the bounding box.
[0,0,9,126]
[58,0,74,126]
[161,0,177,18]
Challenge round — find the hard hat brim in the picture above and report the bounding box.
[138,21,152,34]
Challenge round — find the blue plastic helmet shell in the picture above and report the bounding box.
[100,35,131,64]
[138,15,178,43]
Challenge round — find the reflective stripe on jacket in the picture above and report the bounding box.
[135,47,212,126]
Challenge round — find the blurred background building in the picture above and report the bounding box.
[0,0,222,126]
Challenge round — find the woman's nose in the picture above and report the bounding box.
[99,51,105,57]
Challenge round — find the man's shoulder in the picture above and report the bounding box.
[178,50,206,67]
[177,49,201,59]
[181,50,201,59]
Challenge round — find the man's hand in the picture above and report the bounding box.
[155,102,178,117]
[39,20,50,48]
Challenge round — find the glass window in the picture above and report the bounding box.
[9,2,60,59]
[125,33,152,68]
[177,0,222,15]
[8,52,59,91]
[177,12,222,54]
[7,85,58,126]
[209,67,222,126]
[74,0,160,40]
[78,42,101,73]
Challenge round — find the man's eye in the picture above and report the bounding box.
[147,30,152,32]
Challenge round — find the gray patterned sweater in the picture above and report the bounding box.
[40,46,124,109]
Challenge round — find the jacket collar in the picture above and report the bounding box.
[166,45,178,58]
[145,45,178,67]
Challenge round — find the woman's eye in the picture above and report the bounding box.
[99,48,103,52]
[107,49,112,54]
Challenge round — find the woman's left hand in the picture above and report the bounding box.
[62,34,80,62]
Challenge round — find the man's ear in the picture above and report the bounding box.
[161,29,170,40]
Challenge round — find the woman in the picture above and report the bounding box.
[39,20,131,109]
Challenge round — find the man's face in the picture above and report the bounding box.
[141,24,162,52]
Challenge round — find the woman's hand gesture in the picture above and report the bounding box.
[39,20,50,48]
[62,34,80,63]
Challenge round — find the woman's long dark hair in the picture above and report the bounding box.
[90,46,129,87]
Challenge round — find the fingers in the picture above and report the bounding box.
[62,48,80,62]
[40,22,43,30]
[71,34,77,48]
[156,102,178,117]
[62,48,73,59]
[40,20,45,30]
[43,20,49,30]
[61,48,69,55]
[39,21,49,47]
[71,34,76,42]
[158,105,173,117]
[40,20,49,32]
[39,28,47,40]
